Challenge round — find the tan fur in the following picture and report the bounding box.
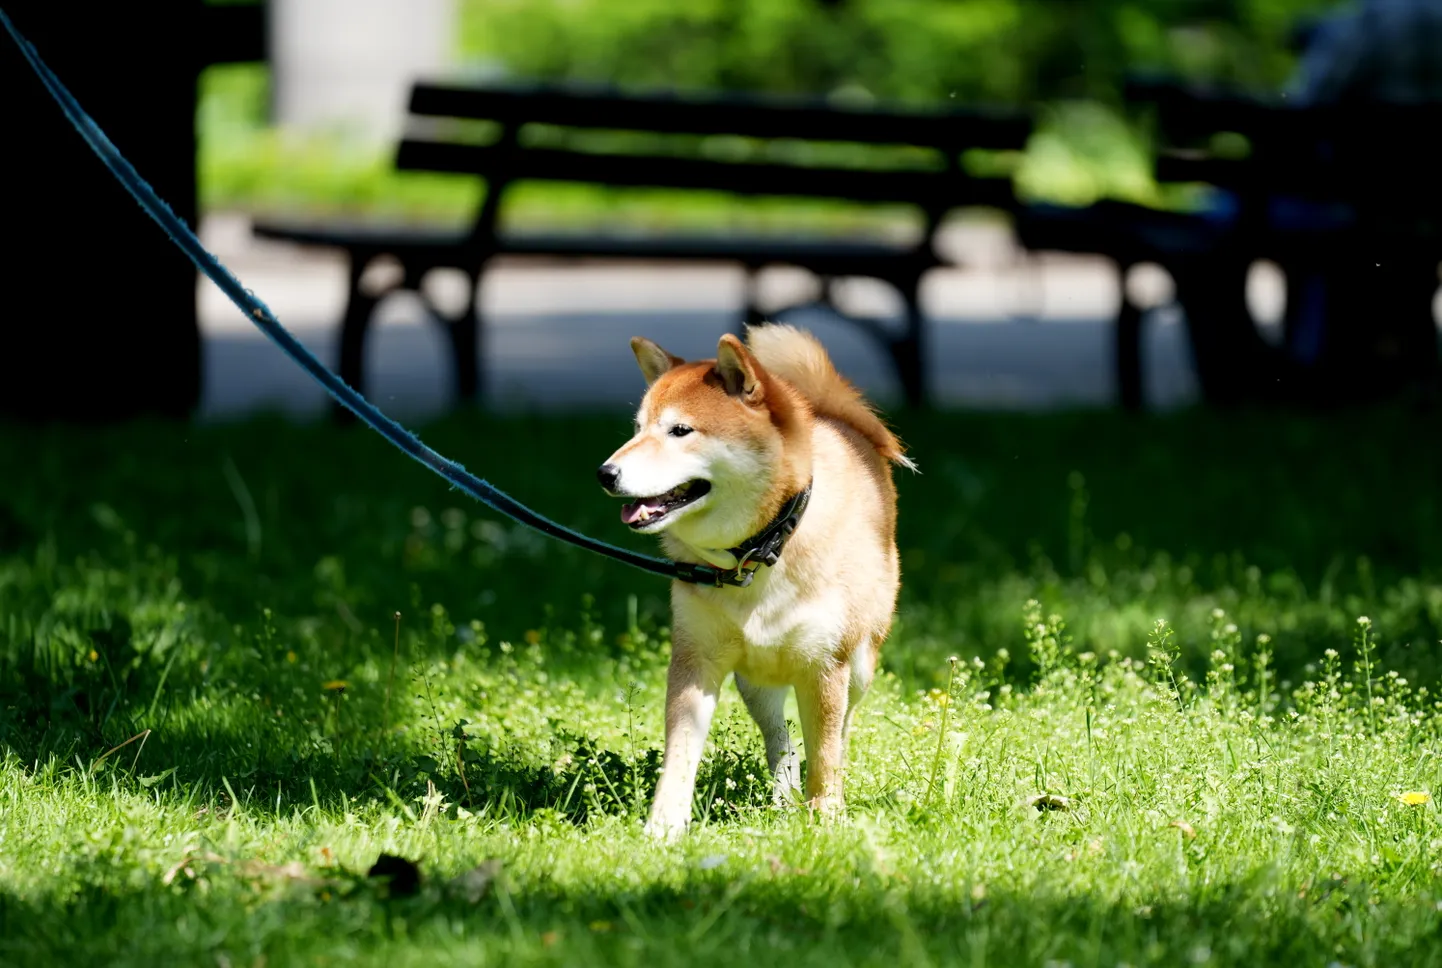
[745,324,917,471]
[599,324,909,838]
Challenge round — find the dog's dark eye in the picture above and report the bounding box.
[669,424,694,438]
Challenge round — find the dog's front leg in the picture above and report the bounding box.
[645,644,724,839]
[795,660,851,816]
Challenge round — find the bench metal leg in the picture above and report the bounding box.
[417,271,483,406]
[447,308,481,404]
[891,285,928,409]
[1115,261,1144,412]
[1304,253,1441,404]
[334,256,381,424]
[813,272,929,409]
[1173,253,1272,406]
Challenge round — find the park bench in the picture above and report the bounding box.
[1011,75,1272,409]
[1131,76,1442,403]
[253,80,1032,414]
[1019,75,1442,409]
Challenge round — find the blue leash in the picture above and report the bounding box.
[1,8,737,587]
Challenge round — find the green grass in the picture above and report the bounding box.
[3,406,1442,966]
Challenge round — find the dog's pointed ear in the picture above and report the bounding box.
[716,333,765,405]
[631,337,684,386]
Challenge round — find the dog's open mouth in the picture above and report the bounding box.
[620,480,711,528]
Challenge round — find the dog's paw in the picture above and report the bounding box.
[771,757,802,808]
[643,815,688,842]
[805,795,845,822]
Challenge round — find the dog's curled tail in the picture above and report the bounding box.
[747,323,918,472]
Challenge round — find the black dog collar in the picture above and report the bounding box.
[672,484,813,588]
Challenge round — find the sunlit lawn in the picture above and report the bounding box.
[3,406,1442,965]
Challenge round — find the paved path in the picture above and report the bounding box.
[196,213,1215,421]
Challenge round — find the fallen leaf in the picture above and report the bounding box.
[1169,820,1197,839]
[1026,794,1072,812]
[161,851,227,886]
[161,857,194,887]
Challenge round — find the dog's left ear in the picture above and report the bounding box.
[631,337,684,386]
[716,334,765,405]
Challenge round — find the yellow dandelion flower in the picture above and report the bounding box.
[286,651,297,664]
[524,629,542,645]
[87,649,99,662]
[322,680,348,692]
[1398,791,1431,806]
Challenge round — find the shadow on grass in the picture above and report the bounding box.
[1,630,776,827]
[0,848,1429,966]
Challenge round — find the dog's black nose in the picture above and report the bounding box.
[597,463,621,491]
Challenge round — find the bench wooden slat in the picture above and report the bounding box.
[252,221,933,273]
[1153,154,1254,188]
[409,82,1032,150]
[1129,76,1442,144]
[252,222,470,251]
[394,140,1017,209]
[1155,154,1442,204]
[1015,201,1224,263]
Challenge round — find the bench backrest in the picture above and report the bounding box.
[1128,76,1442,203]
[393,79,1032,241]
[407,81,1031,150]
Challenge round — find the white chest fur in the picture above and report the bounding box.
[674,566,849,687]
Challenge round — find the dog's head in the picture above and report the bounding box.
[598,334,810,550]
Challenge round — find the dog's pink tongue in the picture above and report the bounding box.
[621,499,664,524]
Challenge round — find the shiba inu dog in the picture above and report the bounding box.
[597,324,914,838]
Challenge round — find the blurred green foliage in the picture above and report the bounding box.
[201,0,1341,216]
[455,0,1329,104]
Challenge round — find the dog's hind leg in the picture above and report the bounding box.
[794,660,851,816]
[735,673,801,806]
[843,638,878,750]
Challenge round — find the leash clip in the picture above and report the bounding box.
[728,548,760,587]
